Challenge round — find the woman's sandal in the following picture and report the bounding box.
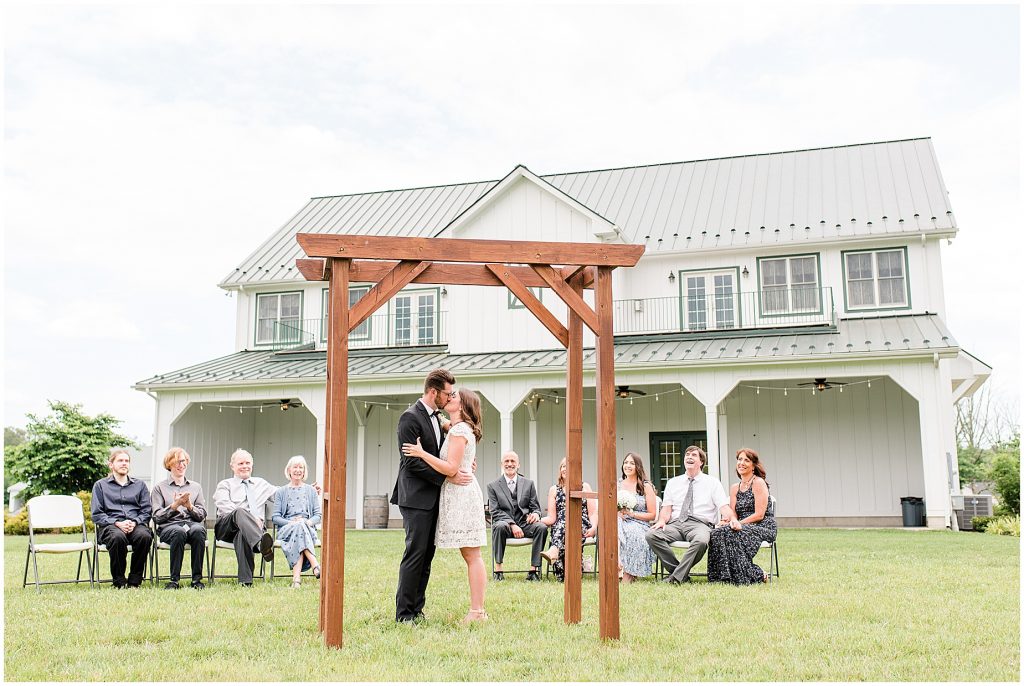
[313,566,321,579]
[462,609,489,625]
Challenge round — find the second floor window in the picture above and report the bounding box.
[844,248,908,309]
[256,292,302,345]
[394,291,437,346]
[322,286,370,342]
[759,255,820,314]
[682,270,738,331]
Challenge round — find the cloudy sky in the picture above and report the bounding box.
[4,2,1020,442]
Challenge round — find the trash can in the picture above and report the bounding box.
[900,496,925,527]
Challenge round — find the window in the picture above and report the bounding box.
[322,286,371,342]
[681,269,738,331]
[394,291,437,346]
[509,287,542,309]
[255,292,302,345]
[758,255,820,314]
[844,248,909,310]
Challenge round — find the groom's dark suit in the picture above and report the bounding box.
[392,400,447,622]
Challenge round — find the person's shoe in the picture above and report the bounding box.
[126,581,142,589]
[414,611,426,623]
[290,580,302,589]
[313,565,321,579]
[190,580,206,590]
[164,581,180,590]
[239,581,253,587]
[540,547,559,563]
[111,579,127,589]
[492,571,505,581]
[258,532,275,562]
[525,570,541,582]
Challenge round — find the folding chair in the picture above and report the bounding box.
[22,495,94,593]
[491,536,538,576]
[93,522,155,585]
[267,522,322,579]
[209,503,272,583]
[545,535,598,579]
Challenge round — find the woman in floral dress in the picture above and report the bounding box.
[616,452,657,582]
[707,448,776,584]
[540,458,598,582]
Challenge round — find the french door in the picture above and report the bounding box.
[393,291,437,346]
[682,271,738,331]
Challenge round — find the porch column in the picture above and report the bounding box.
[526,402,539,481]
[704,404,720,480]
[717,412,730,485]
[500,410,514,456]
[314,419,327,487]
[351,400,370,530]
[918,372,953,529]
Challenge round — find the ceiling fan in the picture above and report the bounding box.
[272,398,303,411]
[616,386,647,398]
[797,378,847,392]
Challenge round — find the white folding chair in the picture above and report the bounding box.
[268,522,322,579]
[22,495,94,592]
[209,502,272,583]
[492,535,537,576]
[151,533,211,584]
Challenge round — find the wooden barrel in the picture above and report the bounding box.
[363,494,390,529]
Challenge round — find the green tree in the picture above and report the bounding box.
[5,426,27,447]
[989,434,1020,515]
[7,401,136,500]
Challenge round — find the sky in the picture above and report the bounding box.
[3,2,1021,443]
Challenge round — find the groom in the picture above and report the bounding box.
[392,368,472,624]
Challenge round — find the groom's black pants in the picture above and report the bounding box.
[396,504,439,621]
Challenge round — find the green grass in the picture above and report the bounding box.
[4,528,1019,681]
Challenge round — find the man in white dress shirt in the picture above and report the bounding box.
[645,445,731,584]
[212,449,277,585]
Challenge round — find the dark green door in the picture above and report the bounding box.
[648,432,708,495]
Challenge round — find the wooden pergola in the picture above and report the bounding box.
[295,234,644,647]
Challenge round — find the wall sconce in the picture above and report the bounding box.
[440,288,448,297]
[742,266,749,277]
[668,272,676,283]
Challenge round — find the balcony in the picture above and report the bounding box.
[263,287,834,351]
[613,287,836,335]
[267,311,448,351]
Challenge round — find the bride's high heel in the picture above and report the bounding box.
[462,609,489,625]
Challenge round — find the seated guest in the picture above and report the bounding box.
[273,455,322,588]
[540,457,598,582]
[708,448,777,584]
[616,452,657,583]
[645,445,730,584]
[91,448,153,588]
[486,451,547,581]
[151,447,208,590]
[212,448,276,586]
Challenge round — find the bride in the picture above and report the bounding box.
[402,388,488,623]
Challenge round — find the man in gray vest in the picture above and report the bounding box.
[645,445,731,584]
[212,449,276,586]
[486,451,547,581]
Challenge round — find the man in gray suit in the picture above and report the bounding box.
[487,451,547,581]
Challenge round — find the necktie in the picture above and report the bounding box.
[681,477,696,518]
[242,479,259,516]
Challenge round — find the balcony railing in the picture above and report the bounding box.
[262,287,834,351]
[267,311,448,351]
[613,287,835,335]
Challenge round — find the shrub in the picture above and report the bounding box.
[989,437,1020,516]
[985,515,1020,537]
[4,508,29,535]
[971,515,995,532]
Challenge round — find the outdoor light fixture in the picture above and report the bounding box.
[668,272,676,283]
[742,266,750,277]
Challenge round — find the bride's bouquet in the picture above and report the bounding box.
[616,489,638,512]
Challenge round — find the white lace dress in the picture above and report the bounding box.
[435,422,487,548]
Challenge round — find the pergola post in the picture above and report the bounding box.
[594,266,620,640]
[563,273,584,624]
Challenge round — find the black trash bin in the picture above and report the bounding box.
[900,496,925,527]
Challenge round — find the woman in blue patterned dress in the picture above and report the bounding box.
[616,452,657,583]
[707,448,776,584]
[540,457,598,582]
[273,455,322,588]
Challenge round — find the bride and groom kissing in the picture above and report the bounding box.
[392,368,489,625]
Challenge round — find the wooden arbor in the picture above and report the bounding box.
[295,234,644,648]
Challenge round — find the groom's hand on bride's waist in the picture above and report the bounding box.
[448,471,473,486]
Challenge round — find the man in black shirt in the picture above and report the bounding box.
[91,448,153,588]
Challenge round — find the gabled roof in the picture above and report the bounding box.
[220,138,955,287]
[135,314,959,389]
[443,165,620,240]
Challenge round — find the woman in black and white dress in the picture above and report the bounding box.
[707,448,776,584]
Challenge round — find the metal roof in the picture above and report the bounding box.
[220,138,956,288]
[135,314,959,390]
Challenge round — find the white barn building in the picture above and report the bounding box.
[135,137,990,529]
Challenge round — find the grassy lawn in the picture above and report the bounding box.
[3,528,1019,681]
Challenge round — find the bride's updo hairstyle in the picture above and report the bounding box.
[456,389,484,442]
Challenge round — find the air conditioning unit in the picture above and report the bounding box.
[955,495,993,530]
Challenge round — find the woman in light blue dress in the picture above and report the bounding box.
[273,455,321,588]
[616,452,657,582]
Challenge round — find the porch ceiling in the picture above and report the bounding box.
[134,314,959,390]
